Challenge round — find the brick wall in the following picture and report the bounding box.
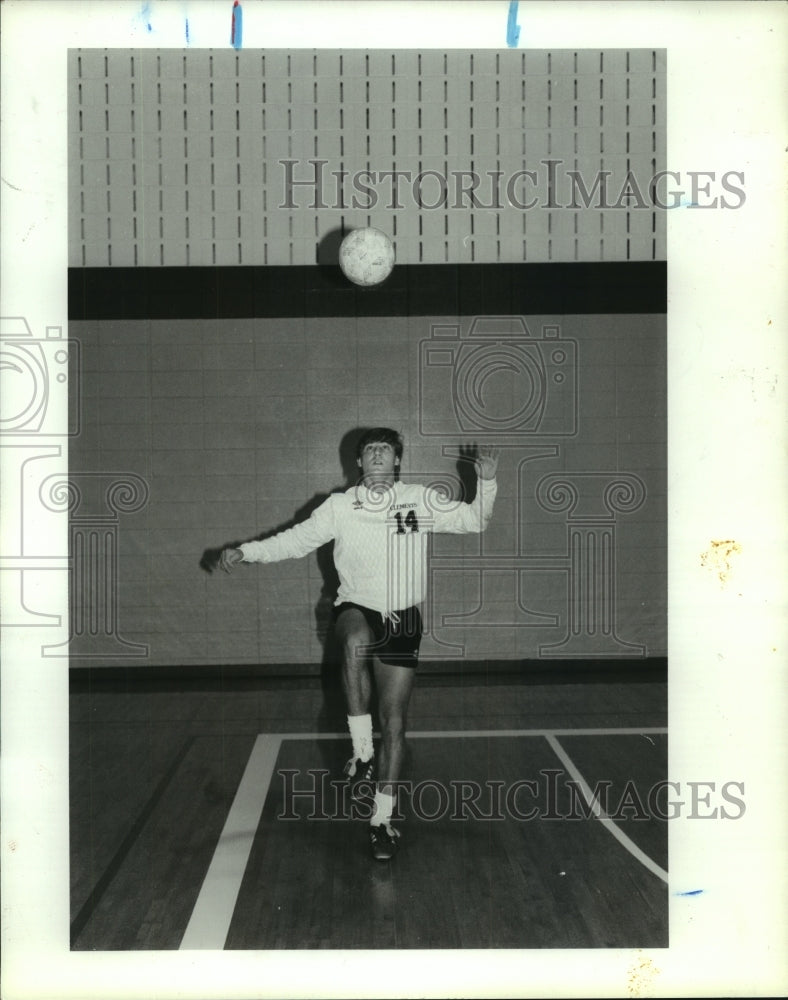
[68,311,666,667]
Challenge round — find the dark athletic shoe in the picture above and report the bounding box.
[369,823,400,861]
[343,755,375,800]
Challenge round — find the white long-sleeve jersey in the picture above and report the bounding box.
[240,477,497,614]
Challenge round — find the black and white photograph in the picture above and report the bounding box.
[1,2,786,998]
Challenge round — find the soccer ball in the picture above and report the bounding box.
[338,227,396,286]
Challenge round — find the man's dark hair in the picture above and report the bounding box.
[355,427,404,462]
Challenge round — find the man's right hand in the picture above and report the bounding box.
[218,547,244,573]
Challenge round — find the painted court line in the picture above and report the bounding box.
[545,733,669,884]
[407,727,667,739]
[181,727,667,949]
[271,727,668,741]
[180,733,281,950]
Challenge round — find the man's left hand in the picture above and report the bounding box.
[476,444,500,480]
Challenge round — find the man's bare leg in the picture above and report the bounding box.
[335,607,375,768]
[371,656,416,830]
[335,607,373,716]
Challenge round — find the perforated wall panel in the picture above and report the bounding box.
[69,49,666,267]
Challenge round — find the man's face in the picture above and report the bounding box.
[357,440,399,479]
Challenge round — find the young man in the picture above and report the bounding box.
[217,428,498,859]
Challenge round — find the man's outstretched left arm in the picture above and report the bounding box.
[430,444,499,534]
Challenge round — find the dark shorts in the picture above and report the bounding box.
[333,602,423,669]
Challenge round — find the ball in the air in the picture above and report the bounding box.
[338,227,395,286]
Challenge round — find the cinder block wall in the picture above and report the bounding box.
[69,312,666,667]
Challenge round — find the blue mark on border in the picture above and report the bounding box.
[133,2,154,34]
[185,17,190,45]
[506,1,520,48]
[676,889,704,896]
[231,0,243,50]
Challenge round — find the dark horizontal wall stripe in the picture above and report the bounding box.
[69,659,668,693]
[69,262,667,320]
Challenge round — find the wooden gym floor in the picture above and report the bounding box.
[69,663,668,951]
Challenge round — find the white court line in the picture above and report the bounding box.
[180,727,668,949]
[180,733,282,950]
[544,733,669,884]
[405,727,667,738]
[270,727,668,740]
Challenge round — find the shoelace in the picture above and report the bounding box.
[371,823,399,840]
[381,610,401,626]
[346,756,373,777]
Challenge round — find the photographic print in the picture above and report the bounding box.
[65,42,669,951]
[1,2,785,998]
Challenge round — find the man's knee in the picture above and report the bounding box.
[340,627,370,664]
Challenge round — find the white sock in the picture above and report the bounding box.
[347,713,374,762]
[370,790,396,828]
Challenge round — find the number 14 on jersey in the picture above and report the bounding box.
[394,510,419,533]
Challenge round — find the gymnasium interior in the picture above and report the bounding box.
[66,46,667,951]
